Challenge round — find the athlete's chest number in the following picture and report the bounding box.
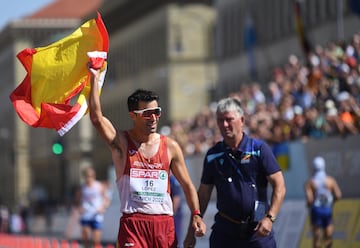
[145,180,154,187]
[130,168,168,203]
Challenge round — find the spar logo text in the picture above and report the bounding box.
[131,169,162,179]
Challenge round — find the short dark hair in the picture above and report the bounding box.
[127,89,159,111]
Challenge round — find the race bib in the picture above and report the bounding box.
[130,168,168,204]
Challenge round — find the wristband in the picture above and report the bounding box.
[193,210,202,218]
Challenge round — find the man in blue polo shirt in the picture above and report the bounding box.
[184,97,286,248]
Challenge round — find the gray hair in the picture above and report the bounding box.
[216,97,244,117]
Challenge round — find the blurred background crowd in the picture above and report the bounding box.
[165,33,360,156]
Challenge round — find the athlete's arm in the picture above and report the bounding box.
[167,137,206,237]
[88,67,117,145]
[100,182,111,213]
[329,177,342,202]
[183,183,213,248]
[304,180,314,207]
[88,66,127,180]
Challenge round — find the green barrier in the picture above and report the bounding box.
[299,199,360,248]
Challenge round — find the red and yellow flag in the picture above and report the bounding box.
[9,12,109,136]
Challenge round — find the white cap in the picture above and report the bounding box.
[313,156,325,171]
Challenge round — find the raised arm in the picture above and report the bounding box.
[88,67,117,145]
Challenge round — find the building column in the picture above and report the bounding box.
[13,40,32,208]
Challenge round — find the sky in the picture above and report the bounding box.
[1,0,54,30]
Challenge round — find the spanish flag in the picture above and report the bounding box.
[9,12,109,136]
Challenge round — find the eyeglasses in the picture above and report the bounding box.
[133,107,162,118]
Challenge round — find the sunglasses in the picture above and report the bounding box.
[133,107,162,118]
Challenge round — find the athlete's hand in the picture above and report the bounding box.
[97,206,106,214]
[193,215,206,237]
[87,62,101,79]
[183,215,205,247]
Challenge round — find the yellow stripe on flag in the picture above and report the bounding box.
[10,12,109,136]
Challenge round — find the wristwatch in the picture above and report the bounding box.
[266,214,276,223]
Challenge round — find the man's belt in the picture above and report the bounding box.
[218,211,258,239]
[219,211,250,224]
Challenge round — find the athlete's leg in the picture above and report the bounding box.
[81,225,92,248]
[153,215,177,248]
[324,223,334,248]
[92,228,102,246]
[312,225,322,248]
[118,214,152,248]
[91,220,103,247]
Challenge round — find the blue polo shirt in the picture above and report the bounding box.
[201,133,281,221]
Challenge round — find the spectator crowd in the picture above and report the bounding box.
[163,33,360,156]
